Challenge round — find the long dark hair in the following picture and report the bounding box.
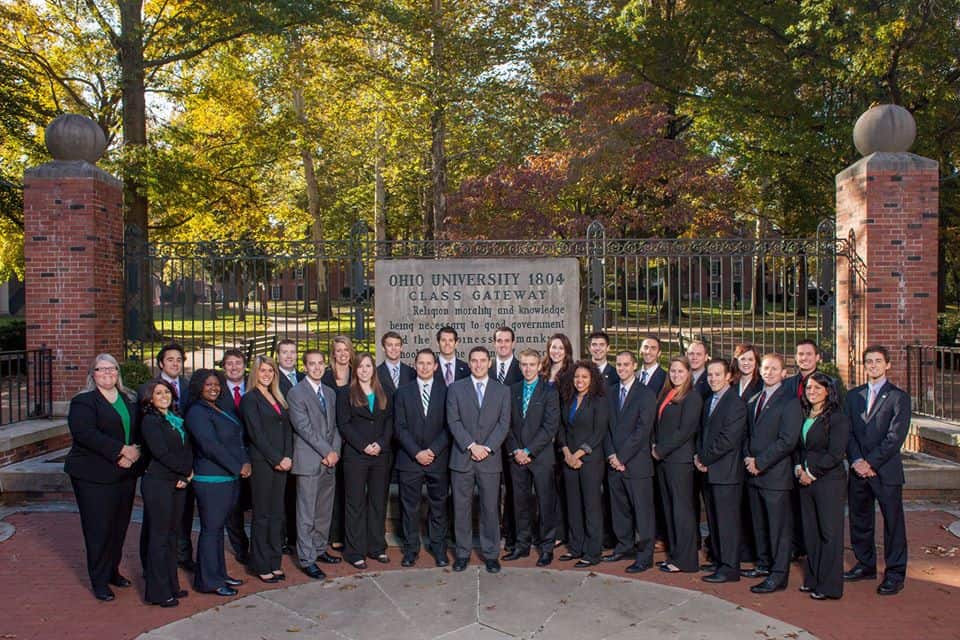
[800,371,839,422]
[540,333,573,379]
[659,356,692,404]
[349,352,388,411]
[731,343,761,387]
[139,379,179,417]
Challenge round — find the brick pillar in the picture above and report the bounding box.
[835,152,938,388]
[23,115,123,408]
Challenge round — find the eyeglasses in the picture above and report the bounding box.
[93,366,119,373]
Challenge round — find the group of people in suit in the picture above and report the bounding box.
[64,328,912,607]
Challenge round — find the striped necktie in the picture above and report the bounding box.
[391,365,399,388]
[421,383,431,417]
[498,362,506,384]
[317,385,327,413]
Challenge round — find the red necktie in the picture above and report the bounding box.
[755,391,767,419]
[797,376,805,399]
[233,385,242,409]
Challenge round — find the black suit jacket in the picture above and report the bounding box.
[692,372,711,399]
[845,381,911,485]
[506,380,560,465]
[655,391,703,464]
[558,393,609,461]
[65,390,143,483]
[604,380,657,478]
[278,369,305,396]
[378,361,416,398]
[393,379,449,472]
[598,362,620,387]
[640,366,666,396]
[489,357,523,386]
[320,367,352,391]
[737,377,763,403]
[336,391,394,457]
[744,386,802,490]
[434,357,470,388]
[794,410,849,480]
[141,411,194,481]
[698,389,747,485]
[240,389,294,467]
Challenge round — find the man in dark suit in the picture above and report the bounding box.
[287,349,342,580]
[394,348,451,568]
[435,326,470,388]
[503,348,560,566]
[217,348,251,564]
[377,331,416,398]
[603,350,658,574]
[490,326,522,554]
[844,345,911,596]
[276,337,303,553]
[589,331,620,387]
[447,346,511,574]
[686,340,712,399]
[638,336,666,395]
[696,358,748,583]
[742,353,802,594]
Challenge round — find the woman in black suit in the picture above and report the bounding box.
[557,361,608,567]
[731,342,762,563]
[240,356,294,583]
[140,380,193,607]
[66,353,143,601]
[322,335,353,550]
[541,333,574,545]
[337,352,393,569]
[653,356,703,573]
[186,370,251,596]
[795,372,849,600]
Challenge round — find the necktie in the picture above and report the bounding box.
[867,386,877,414]
[498,362,506,384]
[709,394,719,416]
[317,385,327,414]
[233,385,241,409]
[476,381,484,406]
[755,391,767,419]
[640,370,648,385]
[288,371,297,386]
[445,362,453,385]
[171,379,180,409]
[421,384,431,417]
[619,385,627,410]
[522,383,533,417]
[797,376,805,399]
[391,365,399,388]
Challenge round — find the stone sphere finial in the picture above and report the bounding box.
[853,104,916,156]
[44,114,107,163]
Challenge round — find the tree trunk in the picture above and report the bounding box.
[428,0,446,241]
[751,217,766,317]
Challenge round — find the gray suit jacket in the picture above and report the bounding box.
[287,378,341,476]
[446,377,511,473]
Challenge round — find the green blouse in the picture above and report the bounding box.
[367,392,376,414]
[802,416,816,443]
[111,396,131,445]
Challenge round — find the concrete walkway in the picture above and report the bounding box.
[137,567,815,640]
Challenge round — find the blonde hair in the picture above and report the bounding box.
[82,353,135,400]
[247,355,288,408]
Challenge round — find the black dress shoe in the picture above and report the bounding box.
[157,597,179,608]
[257,574,281,584]
[502,549,530,561]
[281,544,294,555]
[575,558,599,568]
[109,574,132,588]
[559,552,581,562]
[352,559,368,570]
[485,559,501,574]
[625,561,650,574]
[877,579,904,595]
[750,578,787,594]
[453,558,469,572]
[369,552,390,564]
[741,567,771,578]
[702,572,738,583]
[536,552,553,567]
[302,564,326,580]
[401,552,418,567]
[843,566,877,581]
[810,591,840,600]
[224,576,243,587]
[602,552,627,562]
[93,587,115,601]
[178,559,197,572]
[317,551,342,565]
[174,590,189,598]
[272,572,286,581]
[210,586,238,597]
[798,585,813,593]
[433,551,450,568]
[700,562,718,572]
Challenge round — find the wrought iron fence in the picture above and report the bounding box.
[0,347,53,425]
[125,220,842,372]
[906,344,960,423]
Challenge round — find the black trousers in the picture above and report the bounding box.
[562,456,604,561]
[748,485,792,583]
[225,476,251,560]
[194,480,238,592]
[176,483,196,565]
[705,483,742,579]
[250,458,288,575]
[792,478,806,557]
[71,476,136,592]
[397,467,449,555]
[141,474,186,603]
[801,471,846,598]
[848,473,907,582]
[342,452,390,564]
[501,453,517,548]
[284,470,298,546]
[658,463,699,572]
[510,459,557,554]
[329,463,346,545]
[608,469,655,565]
[554,449,567,542]
[739,482,757,563]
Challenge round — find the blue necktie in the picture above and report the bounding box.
[476,381,484,406]
[709,394,719,416]
[317,386,327,413]
[640,370,648,385]
[619,385,627,410]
